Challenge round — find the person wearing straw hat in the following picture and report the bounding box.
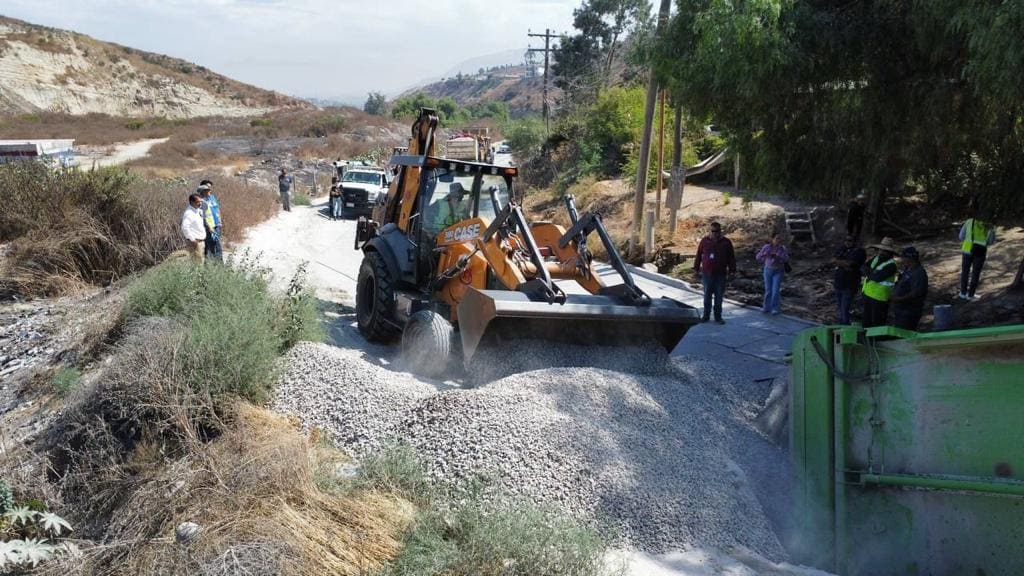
[891,246,929,331]
[861,236,898,328]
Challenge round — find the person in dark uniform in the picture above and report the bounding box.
[846,193,866,238]
[890,246,929,331]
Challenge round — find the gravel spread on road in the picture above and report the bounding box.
[274,339,784,558]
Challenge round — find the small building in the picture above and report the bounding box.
[0,139,76,168]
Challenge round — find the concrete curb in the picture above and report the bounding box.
[623,263,819,328]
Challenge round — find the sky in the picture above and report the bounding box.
[1,0,577,103]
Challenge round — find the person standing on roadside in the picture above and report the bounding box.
[278,168,293,212]
[891,246,929,331]
[756,233,789,315]
[958,213,996,300]
[861,237,899,328]
[181,193,206,263]
[832,235,866,325]
[198,180,222,261]
[693,221,736,324]
[846,193,866,238]
[328,175,342,220]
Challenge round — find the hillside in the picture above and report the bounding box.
[0,16,308,118]
[400,64,556,117]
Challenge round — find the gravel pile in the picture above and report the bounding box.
[275,340,784,558]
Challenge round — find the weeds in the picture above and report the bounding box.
[50,368,81,398]
[354,444,612,576]
[722,191,732,205]
[291,193,312,206]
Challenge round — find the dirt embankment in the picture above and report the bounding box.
[528,178,1024,329]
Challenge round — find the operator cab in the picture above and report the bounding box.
[420,166,512,237]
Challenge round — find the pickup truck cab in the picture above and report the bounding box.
[340,167,389,217]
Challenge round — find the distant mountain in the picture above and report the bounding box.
[443,49,525,78]
[396,48,528,97]
[399,63,556,118]
[0,15,309,118]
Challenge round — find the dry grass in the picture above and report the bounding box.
[36,317,408,576]
[0,162,278,296]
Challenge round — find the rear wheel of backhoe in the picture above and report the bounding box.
[356,251,400,342]
[402,310,453,378]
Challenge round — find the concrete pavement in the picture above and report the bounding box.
[594,263,818,382]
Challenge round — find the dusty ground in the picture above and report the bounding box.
[74,137,169,167]
[527,179,1024,330]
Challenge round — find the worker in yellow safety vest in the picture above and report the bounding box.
[861,236,898,328]
[958,215,996,300]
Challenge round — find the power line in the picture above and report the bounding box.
[527,28,559,134]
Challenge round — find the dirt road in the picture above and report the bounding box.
[75,137,169,167]
[234,197,828,576]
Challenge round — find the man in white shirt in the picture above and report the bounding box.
[181,193,207,263]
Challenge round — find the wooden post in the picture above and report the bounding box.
[644,209,655,261]
[734,153,741,191]
[630,0,672,255]
[656,89,666,222]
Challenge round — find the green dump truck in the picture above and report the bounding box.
[790,324,1024,575]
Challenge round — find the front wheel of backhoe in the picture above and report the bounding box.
[401,310,453,378]
[356,251,400,342]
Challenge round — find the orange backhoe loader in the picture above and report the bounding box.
[354,108,700,376]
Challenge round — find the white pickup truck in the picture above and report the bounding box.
[340,167,389,217]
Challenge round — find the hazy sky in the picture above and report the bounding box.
[2,0,577,102]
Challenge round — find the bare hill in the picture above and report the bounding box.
[401,65,556,117]
[0,16,308,118]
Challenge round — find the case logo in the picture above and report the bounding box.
[443,223,481,243]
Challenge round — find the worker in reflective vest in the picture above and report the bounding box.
[861,237,898,328]
[958,216,996,300]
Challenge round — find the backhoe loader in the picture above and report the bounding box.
[353,108,700,376]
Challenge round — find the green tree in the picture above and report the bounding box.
[654,0,1024,222]
[363,91,388,115]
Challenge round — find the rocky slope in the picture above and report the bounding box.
[400,65,556,117]
[0,16,308,118]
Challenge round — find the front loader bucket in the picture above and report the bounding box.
[457,288,701,362]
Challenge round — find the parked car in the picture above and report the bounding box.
[340,167,389,217]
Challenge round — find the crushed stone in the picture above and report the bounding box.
[274,340,785,558]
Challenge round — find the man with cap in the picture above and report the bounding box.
[278,168,293,212]
[861,237,898,328]
[198,179,222,262]
[890,246,928,331]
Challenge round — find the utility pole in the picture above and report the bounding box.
[528,28,558,134]
[629,0,672,255]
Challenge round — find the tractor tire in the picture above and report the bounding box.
[402,310,453,378]
[356,251,400,342]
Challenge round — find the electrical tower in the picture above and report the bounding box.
[527,28,558,134]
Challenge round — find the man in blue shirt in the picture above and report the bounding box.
[198,179,222,262]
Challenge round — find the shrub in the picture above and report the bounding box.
[0,163,183,295]
[358,443,433,505]
[125,256,322,404]
[291,193,312,206]
[51,367,82,398]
